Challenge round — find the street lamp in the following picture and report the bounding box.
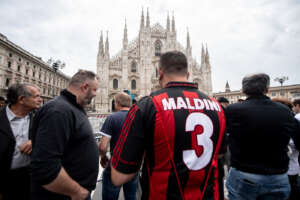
[47,58,65,97]
[274,76,288,96]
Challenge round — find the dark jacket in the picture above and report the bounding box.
[226,95,300,175]
[0,106,33,194]
[30,90,99,200]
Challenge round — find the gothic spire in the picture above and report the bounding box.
[105,31,110,58]
[186,28,191,49]
[166,12,170,31]
[98,30,104,56]
[140,8,144,30]
[205,43,210,64]
[172,12,176,32]
[123,19,128,49]
[225,81,231,92]
[201,43,205,64]
[146,8,150,28]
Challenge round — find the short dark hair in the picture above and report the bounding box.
[0,96,5,101]
[6,83,37,105]
[69,70,97,87]
[293,99,300,107]
[159,51,188,75]
[217,97,229,103]
[242,73,270,96]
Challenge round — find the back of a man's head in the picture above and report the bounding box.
[293,99,300,114]
[0,96,5,102]
[0,96,6,108]
[217,97,229,104]
[293,99,300,107]
[69,70,97,88]
[115,92,132,108]
[159,51,188,76]
[6,83,36,105]
[242,73,270,96]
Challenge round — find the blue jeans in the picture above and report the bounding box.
[226,168,290,200]
[102,166,138,200]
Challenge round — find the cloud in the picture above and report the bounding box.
[0,0,299,92]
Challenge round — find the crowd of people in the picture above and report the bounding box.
[0,50,299,200]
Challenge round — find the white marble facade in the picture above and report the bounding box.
[96,9,212,113]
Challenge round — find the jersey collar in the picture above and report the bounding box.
[165,81,198,89]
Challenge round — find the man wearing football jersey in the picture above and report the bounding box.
[226,73,300,200]
[110,51,226,199]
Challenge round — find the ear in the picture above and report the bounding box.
[265,87,269,94]
[158,68,164,81]
[81,82,89,91]
[18,96,25,104]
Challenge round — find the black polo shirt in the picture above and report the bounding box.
[30,90,99,200]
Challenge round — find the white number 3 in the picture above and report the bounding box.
[183,112,214,170]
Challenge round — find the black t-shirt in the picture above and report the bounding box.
[111,82,226,200]
[100,110,128,154]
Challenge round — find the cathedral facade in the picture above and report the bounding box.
[95,9,212,113]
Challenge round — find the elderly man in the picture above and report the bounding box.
[99,92,137,200]
[0,83,42,200]
[30,70,99,200]
[226,73,300,200]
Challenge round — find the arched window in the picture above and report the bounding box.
[131,80,136,90]
[113,79,118,89]
[155,40,162,56]
[131,61,137,72]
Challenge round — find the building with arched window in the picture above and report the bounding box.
[155,40,162,56]
[131,79,136,90]
[113,79,118,89]
[131,61,137,72]
[96,9,212,113]
[0,33,70,103]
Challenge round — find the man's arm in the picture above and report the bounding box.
[111,164,137,186]
[43,167,89,200]
[98,136,110,168]
[0,134,10,198]
[98,136,110,158]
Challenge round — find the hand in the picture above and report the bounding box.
[100,156,109,168]
[71,187,89,200]
[19,140,32,155]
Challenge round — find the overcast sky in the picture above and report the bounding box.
[1,0,299,92]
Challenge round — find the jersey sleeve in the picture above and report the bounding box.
[100,115,113,138]
[111,97,156,174]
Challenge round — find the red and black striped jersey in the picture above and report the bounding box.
[112,82,226,200]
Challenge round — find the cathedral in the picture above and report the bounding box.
[95,9,212,113]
